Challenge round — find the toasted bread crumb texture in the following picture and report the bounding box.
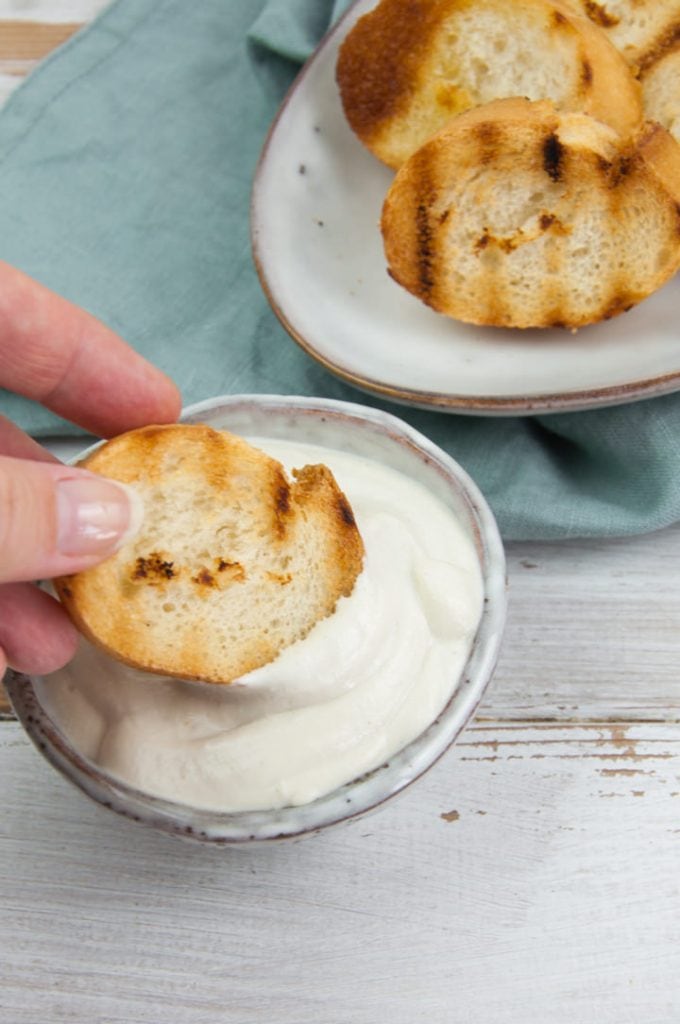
[575,0,680,67]
[382,98,680,329]
[54,425,364,684]
[337,0,641,168]
[642,43,680,143]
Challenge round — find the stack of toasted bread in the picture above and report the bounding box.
[337,0,680,329]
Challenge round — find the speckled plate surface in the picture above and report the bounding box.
[251,0,680,416]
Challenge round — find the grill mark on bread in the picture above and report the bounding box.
[474,229,522,254]
[191,561,246,590]
[275,482,290,514]
[543,132,565,181]
[580,59,593,89]
[416,201,436,296]
[475,230,491,253]
[475,121,501,165]
[582,1,619,29]
[273,473,292,538]
[336,493,357,529]
[217,558,246,580]
[407,143,439,301]
[638,21,680,74]
[193,567,215,587]
[267,571,293,586]
[608,154,634,187]
[132,553,176,583]
[158,559,249,592]
[539,213,570,238]
[596,153,613,175]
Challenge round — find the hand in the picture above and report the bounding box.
[0,262,181,679]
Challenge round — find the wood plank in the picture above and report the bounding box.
[1,720,679,1022]
[486,525,680,721]
[0,20,81,60]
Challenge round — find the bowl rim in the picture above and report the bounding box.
[7,394,506,844]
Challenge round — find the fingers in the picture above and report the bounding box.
[0,413,58,463]
[0,583,78,676]
[0,454,143,584]
[0,262,182,437]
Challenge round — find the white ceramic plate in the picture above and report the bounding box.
[251,0,680,416]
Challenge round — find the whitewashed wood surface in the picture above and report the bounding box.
[2,3,680,1022]
[0,0,109,106]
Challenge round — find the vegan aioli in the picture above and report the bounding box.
[39,438,484,812]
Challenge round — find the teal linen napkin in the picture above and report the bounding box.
[0,0,679,541]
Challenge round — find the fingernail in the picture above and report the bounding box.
[56,476,144,557]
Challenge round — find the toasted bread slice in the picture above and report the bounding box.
[54,425,364,684]
[337,0,641,169]
[381,98,680,329]
[641,41,680,144]
[574,0,680,69]
[572,1,680,140]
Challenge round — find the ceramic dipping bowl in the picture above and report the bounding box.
[7,394,506,844]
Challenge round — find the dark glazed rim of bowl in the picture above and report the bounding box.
[7,395,506,845]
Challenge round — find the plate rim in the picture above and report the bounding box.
[250,0,680,417]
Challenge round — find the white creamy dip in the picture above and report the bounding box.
[39,438,484,812]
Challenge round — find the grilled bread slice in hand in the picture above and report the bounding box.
[337,0,642,169]
[54,424,364,684]
[381,97,680,329]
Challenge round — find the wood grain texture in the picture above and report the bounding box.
[0,20,81,60]
[1,721,680,1023]
[488,525,680,721]
[0,0,109,104]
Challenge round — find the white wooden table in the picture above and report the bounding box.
[2,4,680,1022]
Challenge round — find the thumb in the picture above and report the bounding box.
[0,454,143,584]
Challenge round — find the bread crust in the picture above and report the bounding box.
[54,425,364,684]
[381,97,680,328]
[337,0,642,168]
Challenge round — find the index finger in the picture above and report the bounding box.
[0,262,182,437]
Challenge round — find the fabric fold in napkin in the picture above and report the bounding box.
[0,0,679,540]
